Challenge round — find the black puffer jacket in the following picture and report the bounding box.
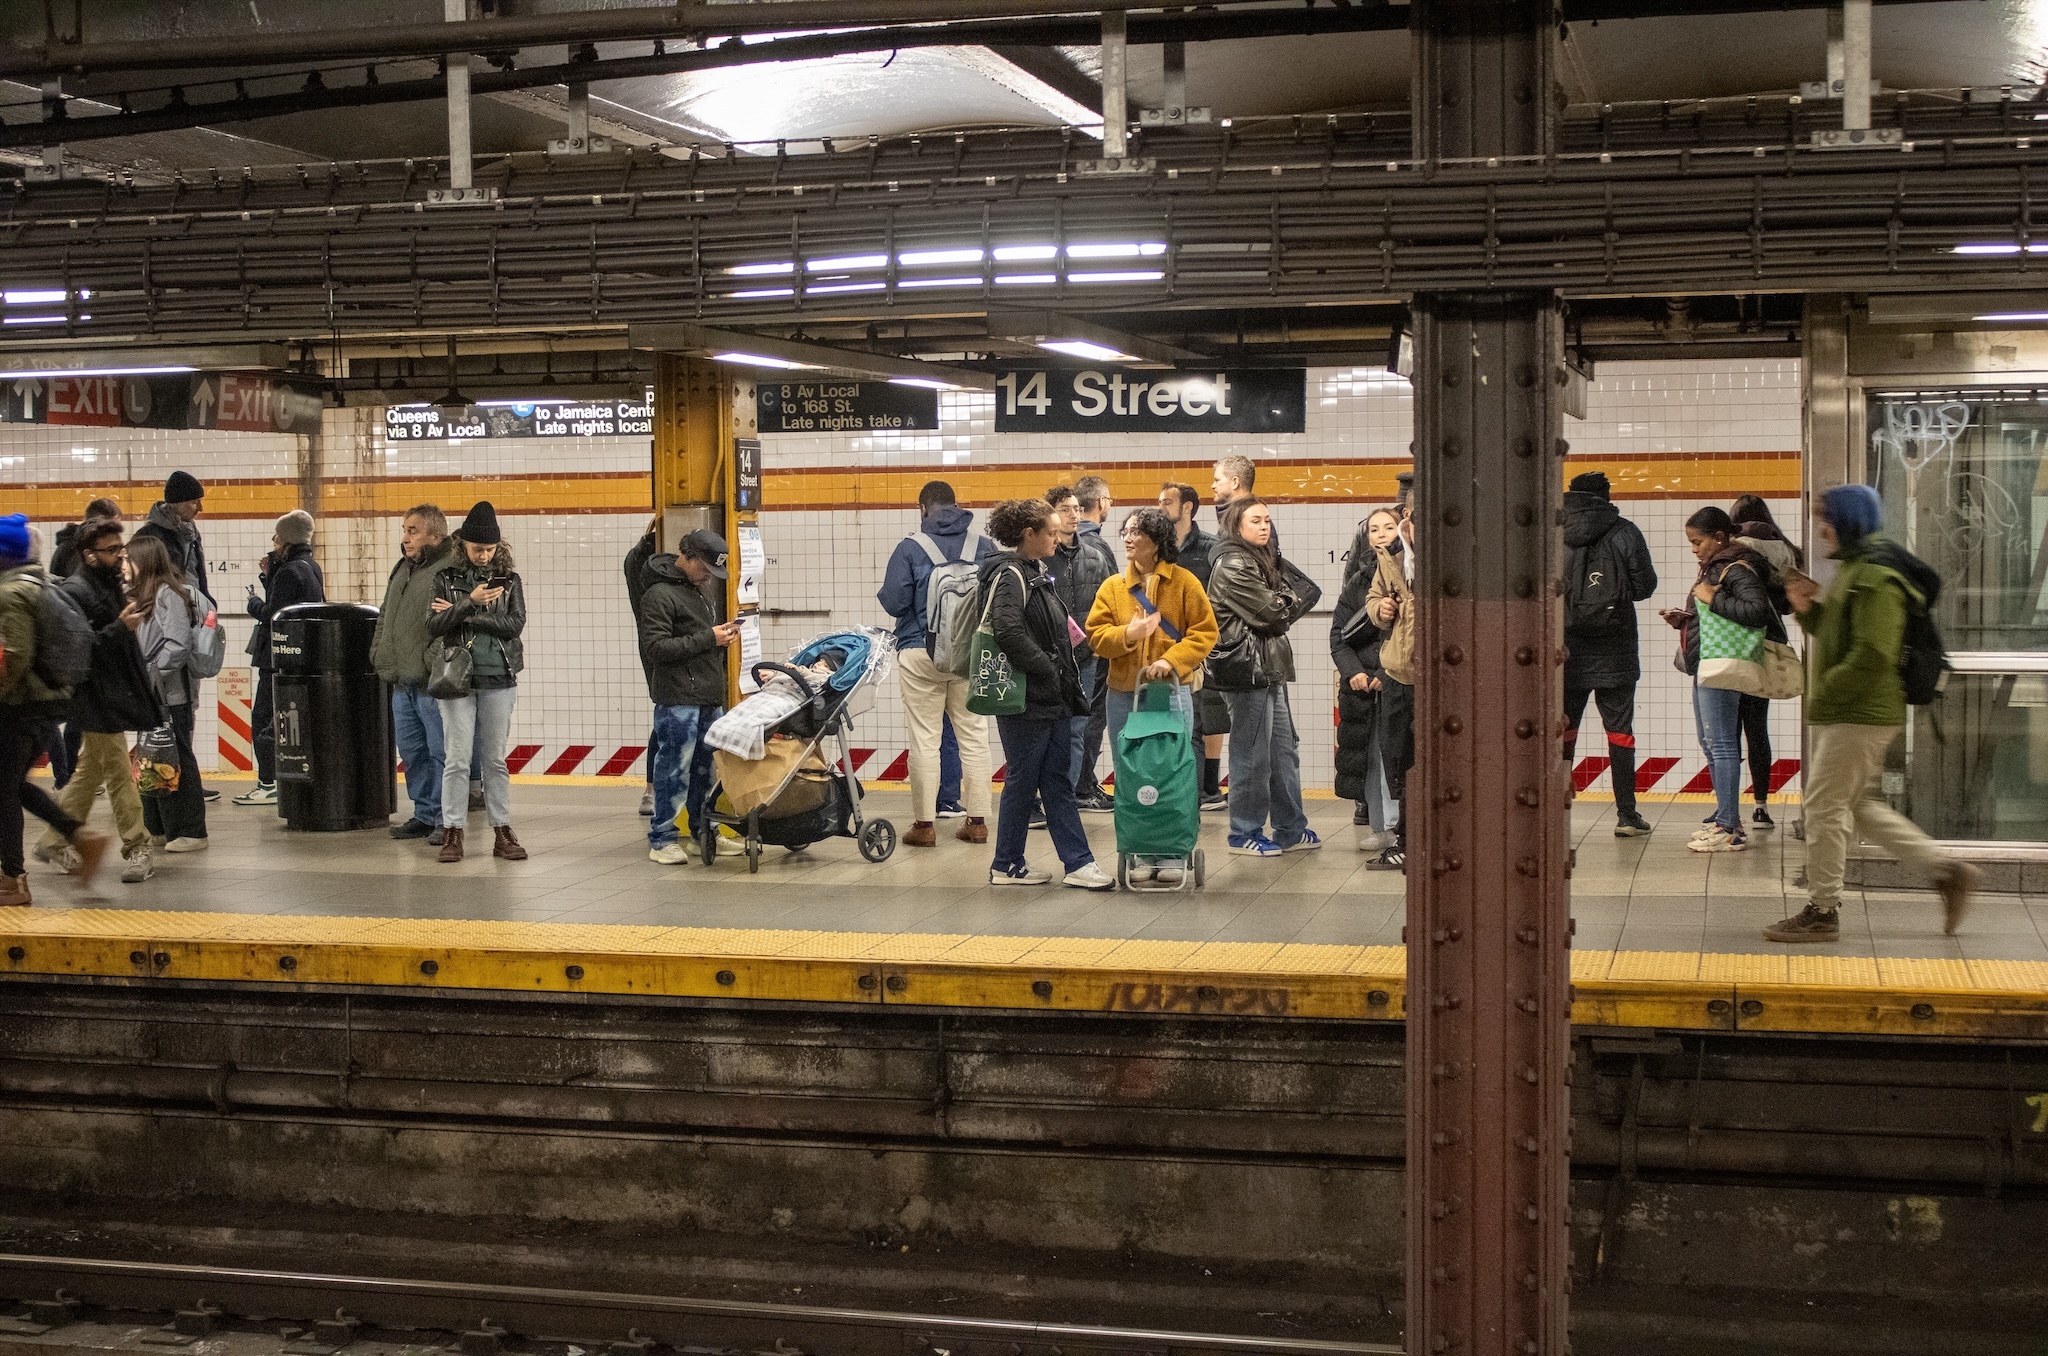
[1051,529,1116,655]
[977,551,1084,721]
[1329,535,1385,803]
[247,542,325,670]
[1562,491,1658,688]
[1677,545,1782,675]
[61,561,162,733]
[637,554,727,707]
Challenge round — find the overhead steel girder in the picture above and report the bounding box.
[6,132,2048,342]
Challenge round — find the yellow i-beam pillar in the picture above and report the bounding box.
[652,354,757,706]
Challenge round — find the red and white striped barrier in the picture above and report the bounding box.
[217,668,254,772]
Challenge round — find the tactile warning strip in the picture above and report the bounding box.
[2,909,2044,1037]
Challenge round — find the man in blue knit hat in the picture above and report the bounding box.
[1764,485,1977,942]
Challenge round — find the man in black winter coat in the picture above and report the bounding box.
[1561,471,1659,836]
[624,520,660,817]
[638,530,739,865]
[237,510,325,806]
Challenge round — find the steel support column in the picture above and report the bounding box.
[652,354,754,702]
[1407,0,1571,1352]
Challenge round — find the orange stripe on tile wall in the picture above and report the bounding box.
[6,453,1798,520]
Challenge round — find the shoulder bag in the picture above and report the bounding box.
[965,566,1028,717]
[427,630,474,700]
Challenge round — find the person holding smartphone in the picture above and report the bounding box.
[236,510,323,808]
[426,501,528,864]
[637,529,743,865]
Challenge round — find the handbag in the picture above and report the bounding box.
[1694,603,1768,693]
[1203,618,1267,692]
[131,722,181,797]
[426,633,474,700]
[965,566,1028,717]
[1755,639,1805,700]
[1276,556,1324,622]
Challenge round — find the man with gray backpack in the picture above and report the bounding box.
[878,480,996,848]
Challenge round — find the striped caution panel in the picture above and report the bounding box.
[216,667,254,773]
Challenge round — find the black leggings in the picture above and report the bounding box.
[0,715,82,877]
[1737,694,1773,801]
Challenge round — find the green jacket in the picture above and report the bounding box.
[0,564,70,715]
[1795,539,1916,727]
[370,538,455,687]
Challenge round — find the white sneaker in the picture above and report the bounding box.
[120,851,155,883]
[715,832,746,857]
[233,783,278,806]
[164,837,209,853]
[1357,830,1393,854]
[648,843,691,865]
[990,863,1052,886]
[1152,865,1185,887]
[32,842,80,873]
[638,788,655,817]
[1064,861,1116,892]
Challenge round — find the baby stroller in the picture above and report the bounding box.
[1112,678,1206,891]
[697,629,898,873]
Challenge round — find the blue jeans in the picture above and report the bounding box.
[994,714,1094,873]
[1069,655,1100,790]
[939,716,962,808]
[650,703,720,848]
[438,686,517,830]
[392,682,445,825]
[1692,681,1745,832]
[1225,685,1309,846]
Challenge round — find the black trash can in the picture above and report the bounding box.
[269,602,394,831]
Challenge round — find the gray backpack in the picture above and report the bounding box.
[915,529,984,675]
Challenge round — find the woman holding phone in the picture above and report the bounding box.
[427,501,529,863]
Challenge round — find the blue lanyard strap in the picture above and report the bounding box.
[1129,582,1183,641]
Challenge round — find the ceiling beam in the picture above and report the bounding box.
[951,47,1101,129]
[628,322,999,390]
[984,45,1101,115]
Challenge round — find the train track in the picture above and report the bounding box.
[0,1255,1397,1356]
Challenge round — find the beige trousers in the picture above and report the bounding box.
[1802,722,1952,910]
[897,647,992,822]
[39,730,149,855]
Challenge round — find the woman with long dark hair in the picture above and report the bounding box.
[1332,508,1400,852]
[1726,494,1804,828]
[1208,496,1318,857]
[129,534,209,852]
[1660,505,1779,853]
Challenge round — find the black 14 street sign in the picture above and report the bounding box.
[992,368,1306,434]
[756,380,940,433]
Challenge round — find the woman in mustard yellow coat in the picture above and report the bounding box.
[1085,506,1219,751]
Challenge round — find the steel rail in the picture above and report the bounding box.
[0,1254,1399,1356]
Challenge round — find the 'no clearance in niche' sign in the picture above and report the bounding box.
[993,368,1306,434]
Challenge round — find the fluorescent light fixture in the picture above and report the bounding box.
[710,351,821,370]
[805,281,887,295]
[897,276,981,289]
[1066,242,1167,259]
[899,248,984,266]
[888,377,957,390]
[1952,243,2048,255]
[729,287,796,299]
[995,274,1058,285]
[725,261,795,275]
[0,364,197,379]
[806,254,888,271]
[1067,270,1166,284]
[2,290,66,305]
[2,315,67,325]
[993,244,1058,261]
[1974,312,2048,321]
[1038,339,1135,362]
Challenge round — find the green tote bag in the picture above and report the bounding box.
[1695,601,1767,692]
[966,566,1028,717]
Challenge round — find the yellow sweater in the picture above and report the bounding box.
[1085,561,1219,692]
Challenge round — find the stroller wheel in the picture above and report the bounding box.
[1192,848,1206,888]
[859,818,896,863]
[746,838,761,874]
[697,825,718,867]
[1116,854,1132,890]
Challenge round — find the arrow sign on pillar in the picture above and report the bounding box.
[188,376,219,426]
[11,378,42,420]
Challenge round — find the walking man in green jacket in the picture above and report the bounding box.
[1765,485,1978,943]
[369,504,454,843]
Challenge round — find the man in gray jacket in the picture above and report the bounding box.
[369,505,454,842]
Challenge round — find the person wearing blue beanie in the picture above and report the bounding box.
[1763,483,1977,943]
[0,514,30,569]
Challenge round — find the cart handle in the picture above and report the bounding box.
[752,660,828,725]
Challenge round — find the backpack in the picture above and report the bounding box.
[186,595,226,679]
[914,529,985,675]
[1871,542,1950,705]
[1564,525,1631,635]
[32,576,93,691]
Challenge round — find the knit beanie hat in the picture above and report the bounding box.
[1568,470,1611,501]
[275,509,314,546]
[0,514,31,568]
[1820,483,1884,548]
[164,470,205,504]
[457,500,501,545]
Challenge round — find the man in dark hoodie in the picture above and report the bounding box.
[877,481,995,848]
[1561,470,1659,837]
[235,510,325,807]
[639,530,741,865]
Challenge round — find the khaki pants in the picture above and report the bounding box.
[1803,722,1952,910]
[898,648,991,823]
[39,730,148,856]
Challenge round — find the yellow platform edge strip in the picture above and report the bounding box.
[3,910,2043,1038]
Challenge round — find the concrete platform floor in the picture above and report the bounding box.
[26,780,2039,963]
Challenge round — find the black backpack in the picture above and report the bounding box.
[1870,542,1950,705]
[32,576,93,691]
[1564,526,1630,635]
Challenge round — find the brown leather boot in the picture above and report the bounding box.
[69,828,110,885]
[956,817,987,844]
[904,821,937,847]
[493,826,528,861]
[437,827,465,863]
[0,874,28,907]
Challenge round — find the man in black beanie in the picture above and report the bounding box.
[133,471,212,604]
[1561,469,1659,836]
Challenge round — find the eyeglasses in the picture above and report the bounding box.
[85,543,125,556]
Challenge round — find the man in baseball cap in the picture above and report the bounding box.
[679,529,729,579]
[636,527,739,865]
